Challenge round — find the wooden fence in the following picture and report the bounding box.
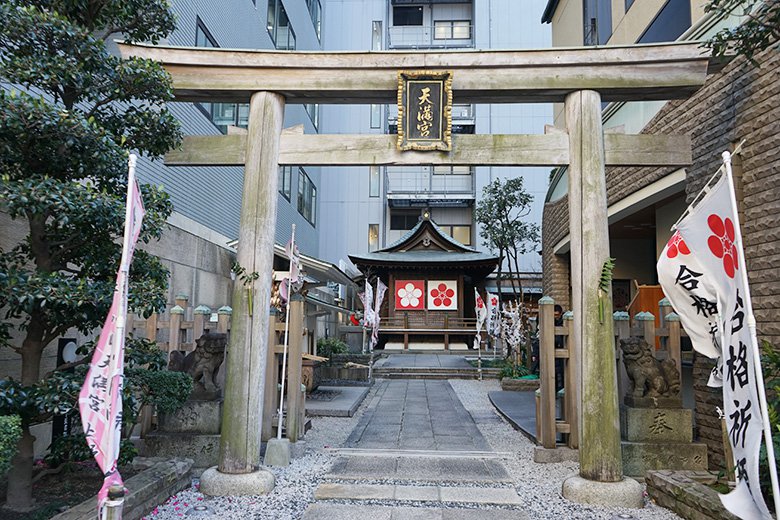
[537,296,687,451]
[129,295,232,354]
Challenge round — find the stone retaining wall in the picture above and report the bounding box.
[51,458,193,520]
[646,470,738,520]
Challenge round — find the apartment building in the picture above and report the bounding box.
[318,0,552,281]
[540,0,780,468]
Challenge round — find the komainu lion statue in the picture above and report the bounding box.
[620,337,680,398]
[169,332,227,396]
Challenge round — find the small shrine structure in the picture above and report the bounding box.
[349,214,498,350]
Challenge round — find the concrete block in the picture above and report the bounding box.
[264,437,291,467]
[622,441,708,477]
[158,400,222,434]
[533,446,579,463]
[393,485,439,501]
[199,466,275,497]
[51,459,193,520]
[621,406,693,443]
[439,486,522,505]
[561,474,644,509]
[315,483,394,500]
[142,432,219,469]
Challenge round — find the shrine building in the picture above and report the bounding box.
[349,213,498,351]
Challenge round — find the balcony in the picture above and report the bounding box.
[385,166,475,207]
[388,23,474,49]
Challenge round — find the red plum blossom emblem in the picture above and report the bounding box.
[430,283,455,307]
[665,231,690,258]
[707,214,738,278]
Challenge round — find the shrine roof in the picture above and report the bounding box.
[349,216,499,271]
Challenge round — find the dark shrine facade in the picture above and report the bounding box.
[349,214,498,350]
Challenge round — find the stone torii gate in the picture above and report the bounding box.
[120,41,712,505]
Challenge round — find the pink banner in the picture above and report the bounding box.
[78,158,145,514]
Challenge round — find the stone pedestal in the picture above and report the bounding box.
[143,400,222,469]
[620,405,708,478]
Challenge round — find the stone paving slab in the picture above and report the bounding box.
[378,354,474,369]
[302,504,529,520]
[315,482,521,505]
[326,455,511,483]
[346,380,491,452]
[306,385,370,417]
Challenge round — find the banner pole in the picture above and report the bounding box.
[723,150,780,516]
[276,224,296,440]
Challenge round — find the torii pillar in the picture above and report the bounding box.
[561,90,643,506]
[199,91,284,496]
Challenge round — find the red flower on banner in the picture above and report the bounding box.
[665,231,690,258]
[476,297,484,309]
[431,283,455,307]
[707,214,738,278]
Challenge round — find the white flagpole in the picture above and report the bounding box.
[723,150,780,515]
[276,224,296,440]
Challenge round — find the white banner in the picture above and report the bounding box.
[658,172,770,519]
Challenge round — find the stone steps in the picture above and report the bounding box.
[373,368,501,380]
[314,482,523,506]
[307,452,527,519]
[303,503,528,519]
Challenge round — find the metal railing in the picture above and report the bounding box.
[385,167,475,197]
[388,25,474,49]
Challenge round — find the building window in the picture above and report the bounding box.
[306,0,322,40]
[433,166,472,175]
[434,20,471,40]
[390,211,420,231]
[268,0,296,50]
[372,21,383,50]
[393,6,423,26]
[305,104,319,129]
[195,19,249,135]
[196,17,218,48]
[583,0,612,45]
[279,166,293,200]
[368,224,379,252]
[439,225,471,246]
[369,166,380,197]
[637,0,691,44]
[370,104,382,129]
[297,168,317,226]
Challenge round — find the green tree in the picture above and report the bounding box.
[705,0,780,63]
[474,177,540,301]
[0,0,181,510]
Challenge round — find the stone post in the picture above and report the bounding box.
[217,306,231,333]
[563,310,578,449]
[169,305,184,355]
[262,308,279,442]
[285,295,305,443]
[200,91,284,497]
[613,311,631,405]
[538,296,556,449]
[194,305,211,341]
[665,312,682,379]
[561,90,642,507]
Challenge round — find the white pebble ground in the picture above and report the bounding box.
[143,379,683,519]
[448,379,682,520]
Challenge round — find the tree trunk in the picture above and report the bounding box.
[5,428,35,511]
[7,322,46,509]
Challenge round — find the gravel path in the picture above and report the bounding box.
[142,385,377,520]
[448,379,683,520]
[143,379,683,519]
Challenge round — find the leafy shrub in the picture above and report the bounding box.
[760,340,780,510]
[0,415,22,475]
[317,337,349,361]
[45,434,137,468]
[499,361,530,380]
